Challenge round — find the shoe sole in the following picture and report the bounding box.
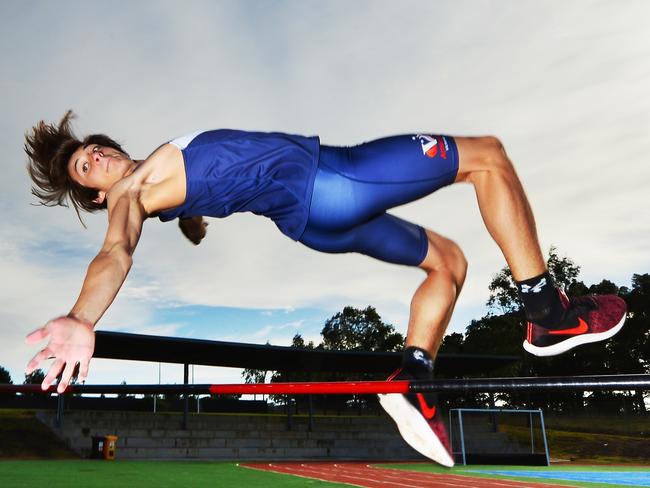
[523,314,626,357]
[378,393,455,467]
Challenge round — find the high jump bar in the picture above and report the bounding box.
[1,374,648,395]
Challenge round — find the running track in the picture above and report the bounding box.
[241,462,576,488]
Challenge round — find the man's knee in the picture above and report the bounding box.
[455,135,513,184]
[420,231,467,289]
[447,239,468,290]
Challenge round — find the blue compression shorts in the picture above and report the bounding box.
[299,134,459,266]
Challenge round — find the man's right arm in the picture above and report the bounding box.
[68,188,146,326]
[25,188,147,393]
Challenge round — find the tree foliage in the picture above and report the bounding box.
[0,366,13,399]
[451,247,648,414]
[321,306,404,352]
[0,366,11,384]
[24,369,45,385]
[242,307,403,412]
[238,248,646,415]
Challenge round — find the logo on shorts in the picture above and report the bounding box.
[413,134,448,159]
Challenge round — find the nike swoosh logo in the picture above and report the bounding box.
[416,393,437,420]
[548,317,589,335]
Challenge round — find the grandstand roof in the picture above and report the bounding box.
[95,331,518,375]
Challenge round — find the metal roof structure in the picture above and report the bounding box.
[95,331,518,375]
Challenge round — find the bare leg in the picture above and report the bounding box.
[406,136,546,357]
[454,136,546,281]
[406,229,467,357]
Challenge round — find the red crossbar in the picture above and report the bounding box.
[2,374,647,395]
[209,380,410,395]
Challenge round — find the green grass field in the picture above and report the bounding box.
[1,461,649,488]
[0,460,345,488]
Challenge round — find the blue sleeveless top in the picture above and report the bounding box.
[157,129,320,241]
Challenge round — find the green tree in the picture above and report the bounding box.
[242,340,275,401]
[438,332,464,354]
[22,369,46,399]
[24,369,45,385]
[288,334,315,349]
[0,366,11,384]
[599,274,649,413]
[479,248,647,414]
[267,308,404,414]
[321,306,404,352]
[0,366,13,400]
[476,248,595,411]
[319,306,403,413]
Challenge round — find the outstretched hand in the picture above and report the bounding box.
[25,316,95,394]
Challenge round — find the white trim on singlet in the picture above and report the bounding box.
[169,130,204,150]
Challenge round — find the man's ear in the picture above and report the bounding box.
[93,191,106,205]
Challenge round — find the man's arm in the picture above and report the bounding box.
[25,188,146,393]
[68,190,146,325]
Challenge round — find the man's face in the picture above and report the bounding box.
[68,143,133,193]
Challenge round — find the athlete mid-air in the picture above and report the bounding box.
[23,111,626,466]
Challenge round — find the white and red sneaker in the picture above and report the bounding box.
[378,368,454,467]
[523,289,627,357]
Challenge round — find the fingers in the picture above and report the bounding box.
[42,359,64,391]
[25,347,53,375]
[78,361,90,384]
[25,326,51,344]
[72,362,80,382]
[57,361,78,394]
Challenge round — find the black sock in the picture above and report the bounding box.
[516,271,565,327]
[402,346,434,379]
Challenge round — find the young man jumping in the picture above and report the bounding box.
[24,113,627,466]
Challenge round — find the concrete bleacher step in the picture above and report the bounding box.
[37,411,423,460]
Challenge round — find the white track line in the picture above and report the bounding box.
[311,463,499,488]
[243,463,574,488]
[295,465,421,487]
[261,463,365,488]
[334,465,468,487]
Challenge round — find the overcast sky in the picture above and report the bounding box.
[1,0,648,388]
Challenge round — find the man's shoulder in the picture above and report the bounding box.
[106,178,144,214]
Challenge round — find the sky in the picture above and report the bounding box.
[1,0,648,389]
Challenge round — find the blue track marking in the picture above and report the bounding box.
[467,470,650,487]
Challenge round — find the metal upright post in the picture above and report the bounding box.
[539,409,550,466]
[56,394,65,428]
[286,396,293,431]
[530,411,534,454]
[448,409,454,459]
[183,363,189,430]
[154,362,161,413]
[308,395,314,432]
[458,410,467,466]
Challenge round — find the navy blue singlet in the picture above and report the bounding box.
[158,129,320,241]
[158,130,458,267]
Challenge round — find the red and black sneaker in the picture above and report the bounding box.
[523,289,627,357]
[378,368,454,467]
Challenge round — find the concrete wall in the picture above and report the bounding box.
[37,410,422,461]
